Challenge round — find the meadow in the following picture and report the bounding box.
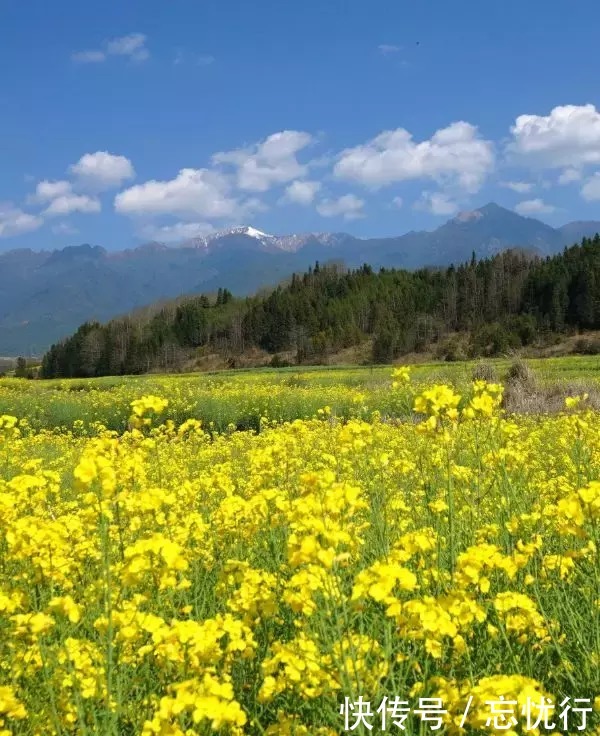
[2,355,600,434]
[1,358,600,734]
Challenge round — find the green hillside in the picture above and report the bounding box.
[41,235,600,378]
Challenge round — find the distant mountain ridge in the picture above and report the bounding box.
[1,203,600,356]
[179,225,359,253]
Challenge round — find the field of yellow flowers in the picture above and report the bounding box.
[1,362,600,734]
[1,356,599,433]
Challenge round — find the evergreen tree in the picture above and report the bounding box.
[14,357,28,378]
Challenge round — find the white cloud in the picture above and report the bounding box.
[142,221,215,242]
[213,130,313,192]
[580,173,600,201]
[514,198,556,215]
[196,55,215,66]
[72,32,149,64]
[559,167,582,185]
[334,121,494,193]
[43,194,101,217]
[316,194,365,220]
[27,177,101,218]
[415,191,458,216]
[52,222,79,236]
[28,179,72,204]
[0,204,43,238]
[174,50,215,66]
[114,168,239,219]
[106,33,149,61]
[242,197,269,215]
[500,180,533,193]
[72,50,107,64]
[509,104,600,170]
[70,151,135,190]
[378,44,402,55]
[392,196,403,208]
[282,180,321,205]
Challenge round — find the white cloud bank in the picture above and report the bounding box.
[0,204,43,238]
[213,131,313,192]
[114,168,238,219]
[72,33,149,64]
[70,151,135,191]
[282,180,321,205]
[514,198,556,215]
[415,191,458,216]
[508,104,600,190]
[334,121,495,193]
[316,194,365,220]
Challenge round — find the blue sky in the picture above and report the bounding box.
[2,0,600,251]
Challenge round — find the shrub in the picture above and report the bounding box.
[470,323,520,358]
[574,337,600,355]
[507,314,538,346]
[270,354,293,368]
[505,358,535,388]
[436,335,468,362]
[372,329,399,364]
[471,362,498,383]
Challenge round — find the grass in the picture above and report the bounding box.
[0,356,599,434]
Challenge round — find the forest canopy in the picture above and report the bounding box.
[41,236,600,378]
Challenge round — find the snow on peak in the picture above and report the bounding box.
[220,225,275,241]
[241,226,274,240]
[174,226,355,252]
[178,225,275,249]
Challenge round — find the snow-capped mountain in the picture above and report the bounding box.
[2,203,600,356]
[272,232,352,252]
[179,225,353,253]
[182,226,278,250]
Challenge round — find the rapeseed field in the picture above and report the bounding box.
[0,364,600,734]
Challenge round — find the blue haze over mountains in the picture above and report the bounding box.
[1,203,599,356]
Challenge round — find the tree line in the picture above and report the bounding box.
[40,235,600,378]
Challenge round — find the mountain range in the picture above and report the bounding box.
[1,202,599,356]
